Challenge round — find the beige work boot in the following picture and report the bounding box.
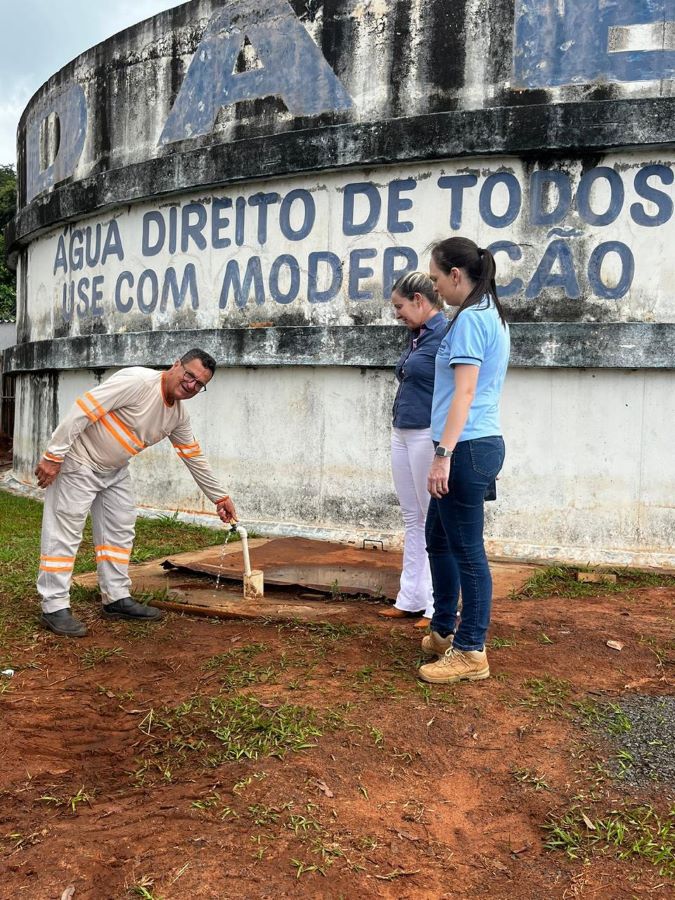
[421,630,454,656]
[418,647,490,684]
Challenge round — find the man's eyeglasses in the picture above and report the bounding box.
[181,363,207,393]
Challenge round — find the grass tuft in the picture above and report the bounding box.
[142,694,323,771]
[519,675,571,710]
[489,636,516,649]
[573,699,632,735]
[544,804,675,877]
[513,564,675,600]
[78,646,125,669]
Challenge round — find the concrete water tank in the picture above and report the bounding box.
[4,0,675,566]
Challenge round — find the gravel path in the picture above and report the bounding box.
[612,694,675,787]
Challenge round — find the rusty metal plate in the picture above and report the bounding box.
[162,537,400,599]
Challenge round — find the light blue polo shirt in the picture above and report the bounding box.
[431,297,510,442]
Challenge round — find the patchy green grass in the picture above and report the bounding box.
[573,699,633,735]
[132,512,238,562]
[638,634,675,668]
[135,694,324,780]
[275,621,373,641]
[0,492,224,650]
[513,564,675,600]
[489,636,516,649]
[78,646,125,669]
[512,768,550,791]
[544,804,675,878]
[519,675,571,711]
[203,642,270,671]
[39,786,94,815]
[0,492,45,604]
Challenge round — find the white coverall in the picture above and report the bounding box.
[38,366,229,613]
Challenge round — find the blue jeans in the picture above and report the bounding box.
[426,436,505,651]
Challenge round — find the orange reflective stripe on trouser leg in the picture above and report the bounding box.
[37,460,100,614]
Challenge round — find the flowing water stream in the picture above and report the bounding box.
[215,526,235,590]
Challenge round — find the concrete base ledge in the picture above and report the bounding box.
[3,322,675,373]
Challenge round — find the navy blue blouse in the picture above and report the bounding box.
[392,311,447,429]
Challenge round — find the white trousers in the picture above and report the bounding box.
[391,427,435,618]
[38,455,136,613]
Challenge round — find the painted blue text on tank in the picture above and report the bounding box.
[514,0,675,88]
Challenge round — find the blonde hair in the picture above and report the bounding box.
[392,270,443,309]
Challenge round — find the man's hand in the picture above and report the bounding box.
[428,456,451,499]
[35,458,62,489]
[216,496,237,524]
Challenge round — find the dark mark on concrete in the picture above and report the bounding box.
[3,323,675,374]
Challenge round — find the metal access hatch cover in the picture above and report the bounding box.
[162,537,400,599]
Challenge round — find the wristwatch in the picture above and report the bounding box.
[435,445,454,458]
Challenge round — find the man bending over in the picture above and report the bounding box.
[34,348,237,637]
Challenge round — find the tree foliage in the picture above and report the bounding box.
[0,165,17,320]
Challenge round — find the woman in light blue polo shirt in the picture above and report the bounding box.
[379,271,447,627]
[418,238,510,685]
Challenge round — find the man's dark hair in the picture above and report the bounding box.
[181,348,216,374]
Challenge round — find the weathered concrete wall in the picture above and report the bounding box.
[12,373,58,471]
[8,0,675,245]
[14,151,675,340]
[10,364,675,568]
[4,0,675,566]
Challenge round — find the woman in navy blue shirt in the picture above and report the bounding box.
[379,271,447,627]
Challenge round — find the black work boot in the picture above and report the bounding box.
[41,608,88,637]
[102,597,164,622]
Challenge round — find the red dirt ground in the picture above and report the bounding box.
[0,581,673,899]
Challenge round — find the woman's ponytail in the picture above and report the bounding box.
[430,238,507,326]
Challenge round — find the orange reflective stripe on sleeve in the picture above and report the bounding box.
[76,398,98,422]
[84,392,107,419]
[174,442,202,458]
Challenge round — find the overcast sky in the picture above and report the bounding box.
[0,0,183,166]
